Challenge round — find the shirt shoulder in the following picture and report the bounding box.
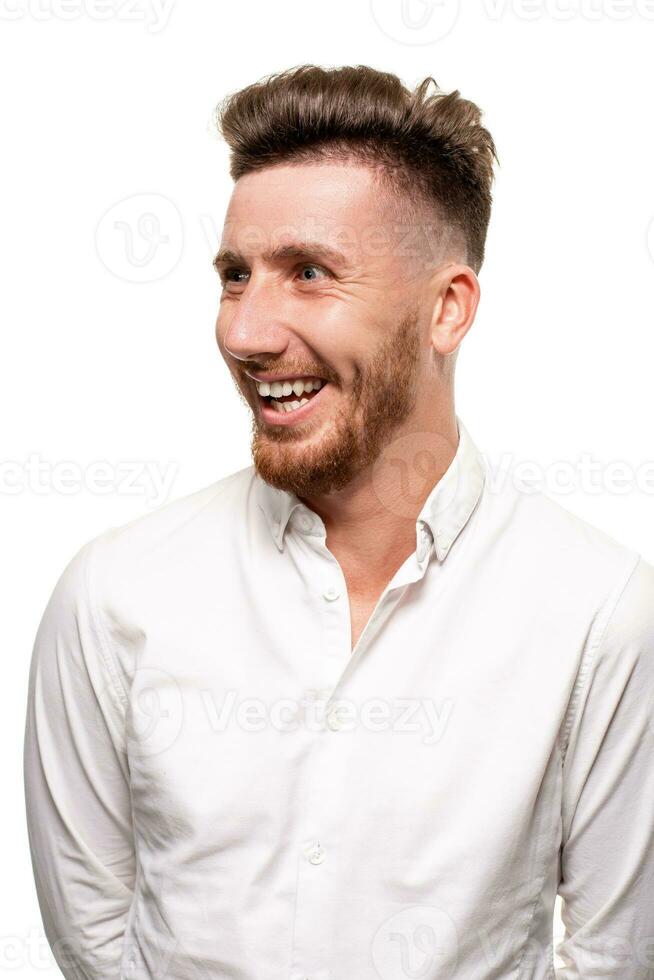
[478,466,643,593]
[55,465,257,608]
[94,463,255,551]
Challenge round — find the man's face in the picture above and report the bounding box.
[214,161,438,499]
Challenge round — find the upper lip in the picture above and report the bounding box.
[245,370,326,384]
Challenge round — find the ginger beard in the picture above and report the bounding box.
[246,305,422,498]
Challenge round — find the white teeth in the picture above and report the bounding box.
[258,376,326,417]
[256,376,325,397]
[270,396,311,413]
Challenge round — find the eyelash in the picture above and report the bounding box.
[218,263,329,287]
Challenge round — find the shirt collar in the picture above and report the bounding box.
[255,414,486,561]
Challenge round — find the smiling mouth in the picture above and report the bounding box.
[254,376,327,415]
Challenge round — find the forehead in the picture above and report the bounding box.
[221,161,397,255]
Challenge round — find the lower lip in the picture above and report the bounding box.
[258,382,330,426]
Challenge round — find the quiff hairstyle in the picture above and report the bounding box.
[215,64,499,274]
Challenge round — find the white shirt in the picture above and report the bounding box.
[23,415,654,980]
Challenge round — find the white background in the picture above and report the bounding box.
[2,0,653,974]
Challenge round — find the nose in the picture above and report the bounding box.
[219,279,293,364]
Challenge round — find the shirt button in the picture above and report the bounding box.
[308,842,326,865]
[323,584,340,601]
[326,710,343,732]
[298,512,315,532]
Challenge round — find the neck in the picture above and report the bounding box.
[301,406,459,597]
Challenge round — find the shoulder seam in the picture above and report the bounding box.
[559,551,642,766]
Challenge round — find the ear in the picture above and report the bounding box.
[428,264,481,356]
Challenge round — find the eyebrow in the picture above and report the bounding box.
[213,241,353,271]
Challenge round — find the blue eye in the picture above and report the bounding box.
[217,263,330,292]
[299,264,328,281]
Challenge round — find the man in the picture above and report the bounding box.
[24,64,654,979]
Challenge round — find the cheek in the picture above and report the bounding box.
[323,289,394,344]
[306,306,372,368]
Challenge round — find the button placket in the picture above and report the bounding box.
[290,730,339,978]
[289,532,351,978]
[318,562,349,663]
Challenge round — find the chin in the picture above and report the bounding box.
[251,425,362,498]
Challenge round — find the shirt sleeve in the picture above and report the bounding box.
[557,554,654,979]
[23,537,136,980]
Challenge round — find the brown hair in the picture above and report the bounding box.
[215,64,499,274]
